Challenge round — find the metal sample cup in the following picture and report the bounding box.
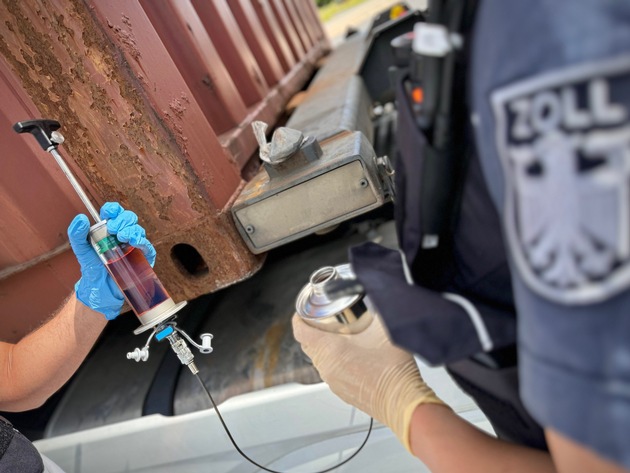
[295,264,373,334]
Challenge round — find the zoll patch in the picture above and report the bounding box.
[492,56,630,304]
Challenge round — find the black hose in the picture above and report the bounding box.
[194,373,373,473]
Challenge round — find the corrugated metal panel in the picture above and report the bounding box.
[230,0,286,86]
[270,0,306,60]
[0,0,329,341]
[291,1,320,49]
[138,0,249,134]
[192,0,269,106]
[0,55,86,341]
[251,0,298,71]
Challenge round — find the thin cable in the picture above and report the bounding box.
[194,373,373,473]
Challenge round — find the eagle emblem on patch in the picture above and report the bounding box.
[491,57,630,304]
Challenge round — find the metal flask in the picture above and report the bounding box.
[295,264,373,334]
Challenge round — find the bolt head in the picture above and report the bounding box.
[51,130,65,144]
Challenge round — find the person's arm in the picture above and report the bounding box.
[294,314,630,472]
[0,295,107,412]
[409,403,555,472]
[0,202,157,412]
[410,401,630,473]
[545,429,629,473]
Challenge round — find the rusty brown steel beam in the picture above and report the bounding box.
[0,0,330,341]
[0,0,263,339]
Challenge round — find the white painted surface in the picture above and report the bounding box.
[35,369,491,473]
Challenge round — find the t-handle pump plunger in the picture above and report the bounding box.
[13,119,211,373]
[13,120,101,222]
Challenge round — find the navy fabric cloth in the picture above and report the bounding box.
[471,0,630,466]
[352,55,517,365]
[350,242,516,364]
[350,132,527,436]
[0,418,44,472]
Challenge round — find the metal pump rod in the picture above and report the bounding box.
[13,119,101,223]
[49,147,101,223]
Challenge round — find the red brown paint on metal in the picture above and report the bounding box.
[138,0,247,135]
[0,67,85,269]
[300,1,328,46]
[284,0,317,50]
[281,0,312,52]
[0,0,260,338]
[268,0,306,60]
[229,0,285,87]
[87,0,243,209]
[0,59,87,341]
[296,0,327,46]
[139,0,328,171]
[192,0,268,106]
[0,0,112,339]
[251,0,297,72]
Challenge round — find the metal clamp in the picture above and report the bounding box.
[375,154,396,202]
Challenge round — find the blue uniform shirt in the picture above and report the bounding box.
[472,0,630,466]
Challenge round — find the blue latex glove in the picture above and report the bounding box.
[67,202,157,320]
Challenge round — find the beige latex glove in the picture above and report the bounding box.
[292,314,447,452]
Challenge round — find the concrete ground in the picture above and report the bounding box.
[323,0,428,44]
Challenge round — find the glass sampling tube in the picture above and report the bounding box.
[89,221,178,328]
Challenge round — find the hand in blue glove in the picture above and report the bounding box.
[68,202,157,320]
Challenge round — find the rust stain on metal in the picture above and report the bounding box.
[169,93,189,119]
[0,0,206,232]
[0,0,259,312]
[153,209,263,301]
[2,0,224,227]
[160,93,193,161]
[263,322,286,385]
[108,14,141,62]
[234,168,271,201]
[253,321,287,388]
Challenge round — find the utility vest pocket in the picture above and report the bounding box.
[394,74,465,289]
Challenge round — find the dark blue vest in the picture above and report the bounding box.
[351,1,630,466]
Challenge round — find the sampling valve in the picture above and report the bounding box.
[127,321,214,374]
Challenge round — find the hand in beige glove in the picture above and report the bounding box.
[292,314,447,452]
